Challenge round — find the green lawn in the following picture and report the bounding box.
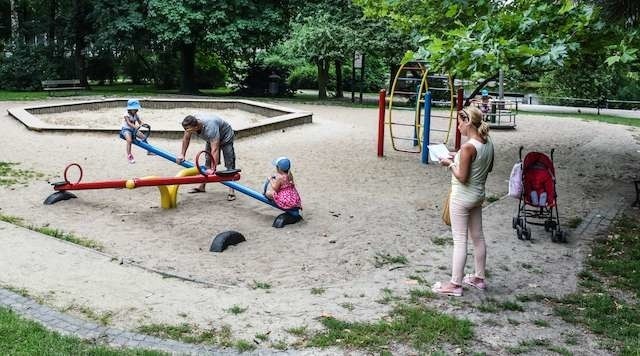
[0,306,164,355]
[553,215,640,354]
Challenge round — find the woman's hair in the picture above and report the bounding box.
[182,115,198,129]
[463,106,490,139]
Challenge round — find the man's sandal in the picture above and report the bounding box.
[227,193,236,201]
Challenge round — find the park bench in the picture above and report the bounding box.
[41,79,87,95]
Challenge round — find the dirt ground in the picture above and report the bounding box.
[1,97,639,354]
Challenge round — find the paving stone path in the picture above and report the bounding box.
[0,287,287,355]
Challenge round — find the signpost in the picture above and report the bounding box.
[351,51,365,103]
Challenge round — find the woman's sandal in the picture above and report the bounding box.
[431,282,463,297]
[227,193,236,201]
[188,187,206,194]
[462,274,486,290]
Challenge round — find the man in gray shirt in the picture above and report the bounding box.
[177,114,236,200]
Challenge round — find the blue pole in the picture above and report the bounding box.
[130,138,301,217]
[421,91,431,164]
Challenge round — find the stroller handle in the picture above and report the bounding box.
[520,146,556,163]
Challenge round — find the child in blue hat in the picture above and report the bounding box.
[265,156,302,210]
[119,99,148,164]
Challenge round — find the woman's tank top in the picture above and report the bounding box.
[451,137,494,204]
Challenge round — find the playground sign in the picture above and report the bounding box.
[354,51,363,69]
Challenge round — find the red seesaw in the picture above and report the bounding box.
[44,151,240,205]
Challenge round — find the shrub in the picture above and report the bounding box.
[238,59,293,97]
[195,52,227,89]
[288,64,317,90]
[0,44,52,90]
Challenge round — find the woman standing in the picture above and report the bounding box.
[433,106,494,297]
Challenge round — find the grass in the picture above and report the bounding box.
[226,305,247,315]
[0,306,163,355]
[431,236,453,246]
[250,280,271,290]
[521,110,640,127]
[340,302,355,311]
[552,215,640,354]
[307,303,473,352]
[285,326,308,337]
[137,323,232,347]
[0,213,104,251]
[0,161,45,187]
[567,217,583,229]
[311,287,326,295]
[375,288,401,305]
[477,298,524,313]
[373,252,408,268]
[234,339,256,352]
[63,304,113,326]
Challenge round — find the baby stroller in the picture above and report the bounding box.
[512,146,567,243]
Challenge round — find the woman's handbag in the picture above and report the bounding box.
[442,189,452,226]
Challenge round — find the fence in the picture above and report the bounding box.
[533,95,640,112]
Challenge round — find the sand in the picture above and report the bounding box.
[0,97,639,354]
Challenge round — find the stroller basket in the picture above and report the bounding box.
[512,146,567,243]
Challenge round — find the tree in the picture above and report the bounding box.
[356,0,603,101]
[284,1,409,99]
[146,0,296,95]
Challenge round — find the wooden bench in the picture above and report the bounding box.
[41,79,87,95]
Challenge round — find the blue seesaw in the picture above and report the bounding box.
[127,131,301,228]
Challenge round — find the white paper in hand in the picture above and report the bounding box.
[427,144,450,162]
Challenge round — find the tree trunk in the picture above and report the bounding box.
[317,59,329,100]
[180,42,200,95]
[334,60,343,98]
[72,0,89,87]
[48,0,57,49]
[10,0,19,45]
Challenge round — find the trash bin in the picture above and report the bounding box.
[268,72,281,96]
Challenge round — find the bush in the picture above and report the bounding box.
[0,44,52,90]
[147,49,180,89]
[87,52,116,85]
[195,52,227,89]
[288,65,317,90]
[238,59,294,97]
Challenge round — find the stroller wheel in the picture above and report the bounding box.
[516,225,523,240]
[556,230,567,243]
[512,217,520,229]
[544,220,553,232]
[522,227,531,240]
[551,230,558,243]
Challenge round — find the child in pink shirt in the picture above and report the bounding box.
[265,157,302,210]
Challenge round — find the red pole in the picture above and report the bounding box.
[377,89,386,157]
[455,87,463,150]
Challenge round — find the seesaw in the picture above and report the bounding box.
[44,151,241,206]
[127,127,302,228]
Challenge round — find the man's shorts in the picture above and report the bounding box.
[205,140,236,169]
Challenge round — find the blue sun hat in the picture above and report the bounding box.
[127,99,141,110]
[481,89,489,97]
[272,156,291,172]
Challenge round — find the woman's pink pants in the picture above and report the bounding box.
[449,198,486,285]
